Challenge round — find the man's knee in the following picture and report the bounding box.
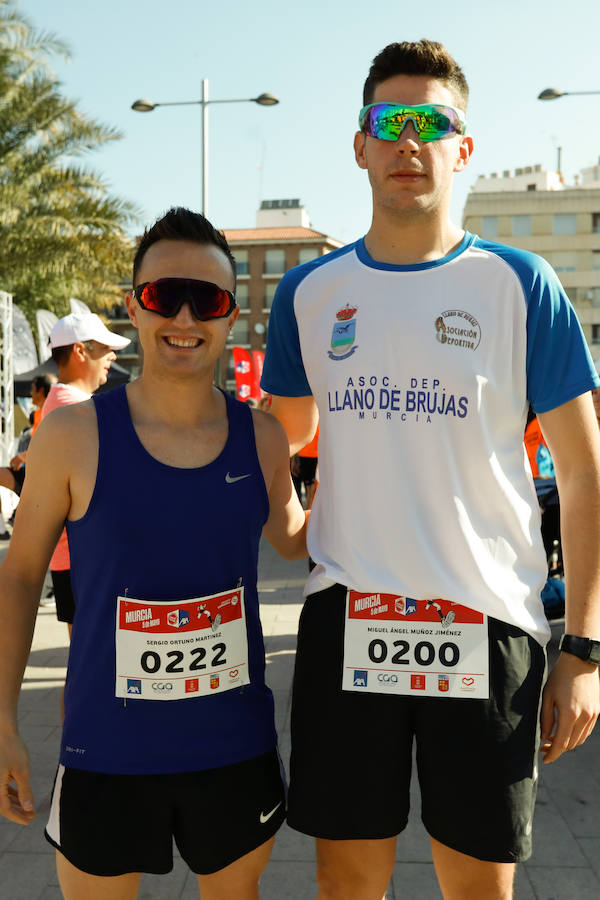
[316,839,395,900]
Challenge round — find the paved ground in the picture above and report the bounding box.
[0,538,599,899]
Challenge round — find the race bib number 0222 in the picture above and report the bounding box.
[342,591,489,699]
[115,588,249,701]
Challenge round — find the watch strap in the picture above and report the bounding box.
[558,634,600,666]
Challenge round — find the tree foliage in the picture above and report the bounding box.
[0,0,137,320]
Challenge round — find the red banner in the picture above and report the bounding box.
[251,350,265,399]
[232,347,254,401]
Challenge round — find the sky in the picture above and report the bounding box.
[20,0,600,245]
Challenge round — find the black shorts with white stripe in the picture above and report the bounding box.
[45,748,286,876]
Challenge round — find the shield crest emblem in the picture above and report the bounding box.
[328,304,358,360]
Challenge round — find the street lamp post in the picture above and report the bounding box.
[538,87,600,101]
[132,80,278,389]
[132,79,279,216]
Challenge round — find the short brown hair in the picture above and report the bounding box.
[132,207,236,288]
[363,40,469,111]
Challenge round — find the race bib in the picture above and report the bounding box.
[115,588,249,701]
[342,591,489,699]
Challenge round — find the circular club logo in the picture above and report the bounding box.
[435,310,481,351]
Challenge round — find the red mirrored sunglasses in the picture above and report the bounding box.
[133,278,236,320]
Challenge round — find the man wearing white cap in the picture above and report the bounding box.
[43,313,130,631]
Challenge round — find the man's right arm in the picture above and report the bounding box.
[0,411,75,825]
[270,395,319,456]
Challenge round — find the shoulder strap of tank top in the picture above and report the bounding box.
[92,385,132,456]
[221,391,261,466]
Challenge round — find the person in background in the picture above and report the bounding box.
[0,374,57,539]
[42,313,130,635]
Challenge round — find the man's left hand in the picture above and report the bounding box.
[540,651,600,763]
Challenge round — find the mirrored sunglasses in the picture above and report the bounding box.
[133,278,236,320]
[358,102,466,143]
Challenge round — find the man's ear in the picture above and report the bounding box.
[125,291,139,327]
[354,131,368,170]
[454,134,474,173]
[72,341,87,362]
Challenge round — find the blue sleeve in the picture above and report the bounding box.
[525,258,599,412]
[475,240,599,413]
[261,268,312,397]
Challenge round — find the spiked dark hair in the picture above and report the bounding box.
[363,40,469,111]
[132,207,236,287]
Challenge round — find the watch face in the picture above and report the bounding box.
[589,641,600,666]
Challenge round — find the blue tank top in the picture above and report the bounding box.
[61,386,275,774]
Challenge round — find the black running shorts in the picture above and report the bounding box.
[287,584,547,863]
[50,570,76,624]
[45,749,286,876]
[11,466,25,496]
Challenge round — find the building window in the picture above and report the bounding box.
[553,214,576,235]
[592,324,600,344]
[298,247,319,264]
[512,215,531,237]
[481,216,498,239]
[264,282,278,309]
[592,213,600,234]
[115,326,139,356]
[592,288,600,308]
[264,249,285,274]
[592,251,600,272]
[565,287,578,304]
[235,283,249,310]
[226,319,249,346]
[550,251,577,273]
[526,184,536,191]
[234,249,249,275]
[108,300,128,320]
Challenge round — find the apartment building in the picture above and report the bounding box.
[462,161,600,363]
[222,199,343,390]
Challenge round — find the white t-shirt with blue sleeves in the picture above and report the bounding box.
[262,232,599,645]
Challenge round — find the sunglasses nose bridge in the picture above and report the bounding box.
[392,116,421,145]
[174,298,199,323]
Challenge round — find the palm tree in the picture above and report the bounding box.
[0,0,137,320]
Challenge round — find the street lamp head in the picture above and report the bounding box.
[538,88,565,101]
[131,98,157,112]
[254,93,279,106]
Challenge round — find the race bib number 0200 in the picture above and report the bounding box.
[342,591,489,699]
[115,588,249,701]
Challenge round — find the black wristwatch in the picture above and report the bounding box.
[558,634,600,667]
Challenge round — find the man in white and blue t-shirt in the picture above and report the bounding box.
[262,39,600,900]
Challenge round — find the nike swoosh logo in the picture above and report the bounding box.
[259,801,282,824]
[225,472,252,484]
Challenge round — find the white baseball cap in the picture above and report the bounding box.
[49,313,131,351]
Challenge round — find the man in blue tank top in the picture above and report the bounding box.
[0,208,309,898]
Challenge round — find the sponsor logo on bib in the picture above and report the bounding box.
[411,674,426,690]
[167,609,190,628]
[395,597,417,616]
[353,669,368,687]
